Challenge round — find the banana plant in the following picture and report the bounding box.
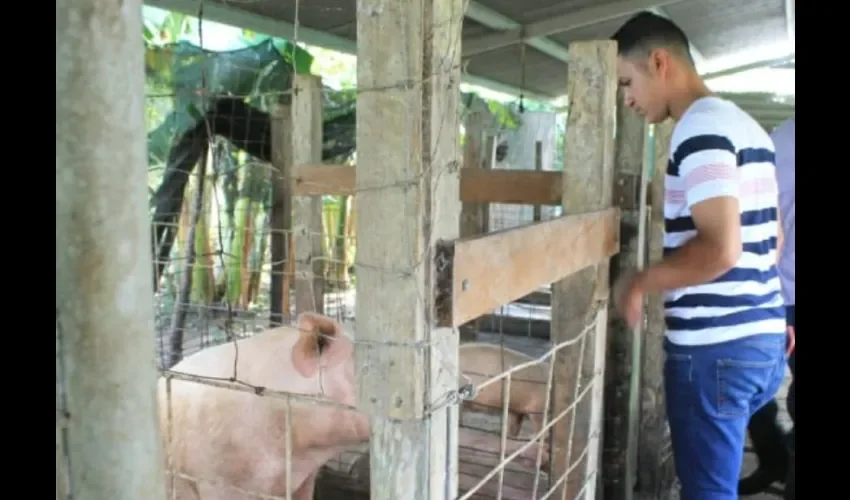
[240,29,315,75]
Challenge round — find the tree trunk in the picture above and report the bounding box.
[168,147,209,368]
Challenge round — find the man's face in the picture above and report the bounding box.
[617,53,669,123]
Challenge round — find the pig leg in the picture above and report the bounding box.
[520,439,550,470]
[508,412,524,437]
[528,411,545,439]
[292,471,317,500]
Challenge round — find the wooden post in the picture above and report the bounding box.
[638,120,677,499]
[458,106,492,341]
[549,40,617,500]
[602,91,650,500]
[354,0,463,498]
[56,0,167,497]
[291,75,326,314]
[460,111,491,242]
[533,140,544,222]
[487,134,499,171]
[269,104,293,326]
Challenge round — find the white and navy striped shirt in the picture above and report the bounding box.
[663,97,786,346]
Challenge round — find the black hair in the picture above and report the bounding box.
[611,11,694,66]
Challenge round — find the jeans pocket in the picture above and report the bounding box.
[716,358,778,417]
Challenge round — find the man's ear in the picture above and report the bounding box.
[649,48,668,76]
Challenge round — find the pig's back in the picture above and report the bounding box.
[459,343,548,385]
[167,328,296,382]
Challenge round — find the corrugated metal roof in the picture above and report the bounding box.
[147,0,795,100]
[719,92,795,132]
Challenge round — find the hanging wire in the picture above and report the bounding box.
[518,39,527,113]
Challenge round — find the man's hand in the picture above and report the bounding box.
[615,271,646,329]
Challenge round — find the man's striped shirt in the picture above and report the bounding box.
[663,96,786,346]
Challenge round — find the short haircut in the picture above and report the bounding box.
[611,11,694,66]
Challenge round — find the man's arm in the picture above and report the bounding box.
[637,129,742,295]
[639,196,741,293]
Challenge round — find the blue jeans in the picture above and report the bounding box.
[664,334,787,500]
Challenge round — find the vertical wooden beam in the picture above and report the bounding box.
[458,107,492,342]
[487,134,499,171]
[460,111,491,240]
[602,91,650,500]
[291,75,325,315]
[550,40,617,500]
[269,104,293,326]
[533,140,544,222]
[638,120,677,499]
[355,0,463,497]
[56,0,167,497]
[483,134,501,230]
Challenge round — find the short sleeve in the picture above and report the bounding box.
[670,122,739,208]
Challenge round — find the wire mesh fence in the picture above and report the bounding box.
[142,2,610,499]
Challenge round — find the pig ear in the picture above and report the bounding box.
[291,336,319,378]
[291,313,351,378]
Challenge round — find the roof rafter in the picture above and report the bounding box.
[465,2,570,63]
[462,0,684,58]
[145,0,556,100]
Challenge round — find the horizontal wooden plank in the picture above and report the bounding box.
[293,164,655,206]
[293,164,356,196]
[292,164,570,205]
[459,169,562,205]
[439,208,620,327]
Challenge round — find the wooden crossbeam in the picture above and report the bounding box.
[435,208,620,327]
[292,164,565,205]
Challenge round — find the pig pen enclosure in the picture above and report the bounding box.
[59,5,683,500]
[143,33,679,500]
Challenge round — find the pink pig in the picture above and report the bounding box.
[459,342,550,439]
[158,312,369,500]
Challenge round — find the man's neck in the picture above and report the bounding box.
[668,76,713,122]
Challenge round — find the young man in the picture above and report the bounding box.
[611,12,789,500]
[739,116,795,500]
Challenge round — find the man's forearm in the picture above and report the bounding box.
[639,236,737,293]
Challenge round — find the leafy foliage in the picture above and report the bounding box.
[142,10,537,314]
